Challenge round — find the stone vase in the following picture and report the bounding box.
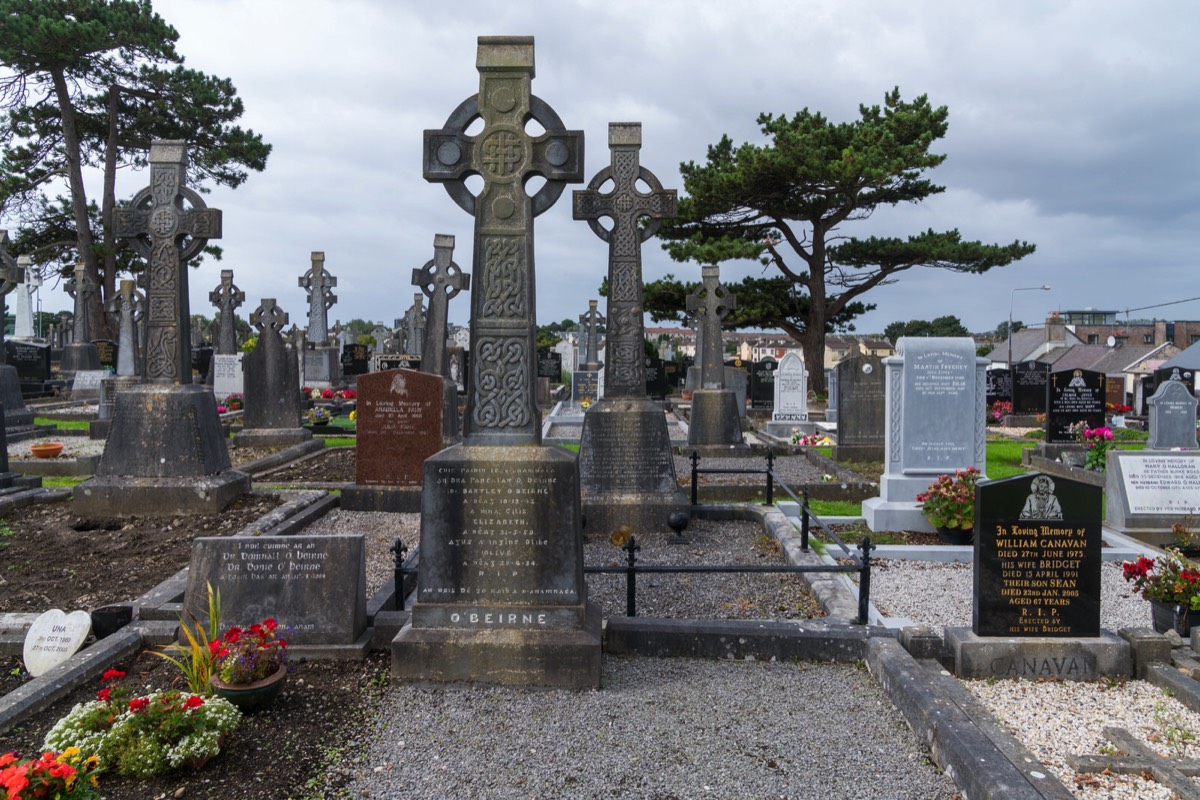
[1150,599,1200,637]
[210,665,287,714]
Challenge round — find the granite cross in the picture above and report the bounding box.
[209,269,246,355]
[573,122,677,396]
[102,279,141,377]
[424,35,583,444]
[64,264,97,347]
[0,231,24,363]
[250,298,289,335]
[298,252,335,346]
[412,234,470,379]
[115,141,222,383]
[578,299,604,372]
[686,265,736,389]
[402,293,426,358]
[12,249,40,339]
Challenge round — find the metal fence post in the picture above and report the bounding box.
[623,535,641,617]
[764,448,774,506]
[690,450,700,506]
[389,539,408,611]
[857,536,875,625]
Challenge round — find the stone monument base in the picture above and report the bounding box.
[945,627,1131,681]
[339,484,422,513]
[72,383,249,516]
[687,389,747,452]
[232,427,313,448]
[578,397,689,538]
[391,602,602,689]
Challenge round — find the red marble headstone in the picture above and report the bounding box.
[355,369,444,486]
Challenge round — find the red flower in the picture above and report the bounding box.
[128,697,149,713]
[0,753,17,768]
[101,669,125,682]
[98,688,111,702]
[183,695,204,710]
[263,618,278,631]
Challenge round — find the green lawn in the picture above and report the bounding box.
[323,437,356,448]
[33,417,89,430]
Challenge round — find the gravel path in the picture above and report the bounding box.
[344,656,957,799]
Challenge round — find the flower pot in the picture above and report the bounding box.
[1150,599,1200,637]
[936,526,973,545]
[210,665,287,714]
[30,442,64,459]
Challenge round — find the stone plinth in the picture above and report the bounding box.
[233,427,312,448]
[391,444,601,689]
[577,397,689,537]
[73,384,249,515]
[303,346,341,387]
[686,389,748,454]
[945,627,1130,680]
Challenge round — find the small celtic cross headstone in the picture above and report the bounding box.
[115,140,222,383]
[424,35,583,444]
[0,232,24,360]
[64,263,96,346]
[578,299,604,372]
[573,122,676,396]
[104,279,141,377]
[298,252,335,345]
[402,294,426,358]
[209,269,246,355]
[686,265,736,389]
[412,234,470,378]
[251,298,289,335]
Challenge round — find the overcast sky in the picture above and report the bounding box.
[30,1,1200,338]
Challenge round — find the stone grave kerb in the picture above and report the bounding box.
[299,252,336,346]
[209,269,245,356]
[412,233,470,379]
[687,265,735,389]
[423,34,583,446]
[114,140,220,383]
[573,121,677,397]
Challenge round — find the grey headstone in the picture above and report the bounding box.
[833,355,885,461]
[1105,451,1200,542]
[299,252,335,346]
[1147,379,1199,450]
[772,352,807,422]
[240,299,304,432]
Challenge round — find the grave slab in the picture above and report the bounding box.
[1105,450,1200,543]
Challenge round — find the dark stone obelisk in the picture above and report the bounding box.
[74,140,249,516]
[686,264,747,454]
[573,122,688,536]
[413,233,470,439]
[393,36,599,690]
[0,233,34,432]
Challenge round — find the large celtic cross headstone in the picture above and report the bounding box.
[573,122,677,396]
[578,299,604,372]
[412,234,470,378]
[209,269,245,355]
[687,265,736,389]
[0,232,24,363]
[299,252,335,345]
[424,36,583,444]
[115,140,222,383]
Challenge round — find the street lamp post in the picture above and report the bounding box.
[1007,285,1052,403]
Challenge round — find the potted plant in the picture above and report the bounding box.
[1123,549,1200,635]
[916,467,980,545]
[209,618,289,714]
[43,670,240,778]
[306,407,331,426]
[223,393,243,411]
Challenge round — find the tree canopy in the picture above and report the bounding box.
[0,0,270,338]
[655,87,1035,390]
[882,315,971,344]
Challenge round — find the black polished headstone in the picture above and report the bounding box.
[191,347,214,379]
[1012,362,1049,414]
[986,368,1012,405]
[572,370,599,405]
[1047,369,1105,443]
[537,349,563,380]
[6,340,50,382]
[374,354,419,372]
[644,355,668,399]
[750,358,777,410]
[1154,366,1195,397]
[974,472,1101,637]
[92,339,118,371]
[340,343,370,376]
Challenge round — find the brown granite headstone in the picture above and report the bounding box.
[355,368,443,486]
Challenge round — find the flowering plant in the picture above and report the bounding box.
[916,467,980,531]
[348,409,357,422]
[337,389,357,400]
[790,429,832,446]
[222,393,243,409]
[1070,422,1115,471]
[43,672,240,779]
[1106,402,1132,414]
[210,618,288,685]
[215,405,227,414]
[987,400,1012,424]
[150,582,221,695]
[0,748,100,799]
[306,407,330,425]
[309,388,322,400]
[321,387,334,399]
[1123,549,1200,611]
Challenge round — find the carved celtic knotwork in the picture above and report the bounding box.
[472,336,530,429]
[480,237,524,318]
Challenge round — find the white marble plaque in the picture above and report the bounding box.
[23,609,92,676]
[212,353,244,397]
[773,351,808,422]
[1119,455,1200,514]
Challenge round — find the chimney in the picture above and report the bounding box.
[1045,312,1065,344]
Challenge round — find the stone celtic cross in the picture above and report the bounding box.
[686,265,736,389]
[250,298,289,335]
[402,293,426,357]
[209,269,246,355]
[573,122,677,396]
[298,252,335,345]
[0,231,24,361]
[105,279,141,377]
[578,299,604,372]
[412,234,470,378]
[424,36,583,444]
[115,140,222,383]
